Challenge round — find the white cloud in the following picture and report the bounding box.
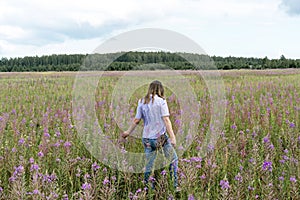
[0,0,299,58]
[280,0,300,15]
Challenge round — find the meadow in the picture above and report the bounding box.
[0,69,299,199]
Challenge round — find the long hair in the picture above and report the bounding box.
[143,80,165,104]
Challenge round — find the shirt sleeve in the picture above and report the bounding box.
[135,100,143,119]
[161,99,170,117]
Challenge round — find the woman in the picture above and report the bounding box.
[121,80,179,190]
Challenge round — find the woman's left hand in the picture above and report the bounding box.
[121,131,130,138]
[170,137,176,147]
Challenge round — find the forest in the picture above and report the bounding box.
[0,51,299,71]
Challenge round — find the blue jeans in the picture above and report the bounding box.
[142,135,178,188]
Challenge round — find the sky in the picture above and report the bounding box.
[0,0,300,58]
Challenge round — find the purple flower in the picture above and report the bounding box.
[263,136,270,143]
[188,194,195,200]
[262,161,272,172]
[14,165,24,175]
[53,142,61,148]
[33,189,39,195]
[200,174,206,179]
[268,144,274,150]
[207,144,214,151]
[235,173,243,182]
[44,132,50,138]
[290,176,297,183]
[161,170,167,176]
[42,174,57,183]
[135,188,142,194]
[248,186,254,191]
[220,180,230,190]
[278,176,284,181]
[279,159,285,164]
[103,178,110,185]
[92,162,100,171]
[190,157,202,162]
[149,176,156,182]
[38,151,44,157]
[231,124,237,130]
[84,173,90,179]
[289,122,295,128]
[81,182,91,190]
[196,164,202,168]
[64,141,72,148]
[18,138,25,145]
[30,164,39,172]
[249,158,255,163]
[62,194,69,200]
[283,149,288,154]
[29,157,35,164]
[0,187,3,193]
[55,130,61,137]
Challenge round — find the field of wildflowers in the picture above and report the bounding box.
[0,69,299,199]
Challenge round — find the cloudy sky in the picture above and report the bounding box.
[0,0,299,58]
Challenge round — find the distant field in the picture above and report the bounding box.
[0,69,299,199]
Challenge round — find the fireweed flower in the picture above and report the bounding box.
[103,178,110,185]
[149,176,155,182]
[235,173,243,182]
[248,186,254,191]
[231,124,237,130]
[64,141,71,148]
[200,174,206,179]
[33,189,39,195]
[81,183,91,190]
[263,136,270,143]
[283,155,289,160]
[188,194,195,200]
[92,162,100,171]
[290,176,296,183]
[29,157,35,164]
[84,173,90,179]
[220,180,230,190]
[289,122,295,128]
[18,138,25,145]
[268,143,274,150]
[38,151,44,157]
[30,164,39,172]
[207,144,215,151]
[262,161,272,172]
[14,165,24,175]
[135,188,142,194]
[62,194,69,200]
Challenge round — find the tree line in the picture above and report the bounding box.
[0,52,299,72]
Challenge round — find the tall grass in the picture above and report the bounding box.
[0,70,299,199]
